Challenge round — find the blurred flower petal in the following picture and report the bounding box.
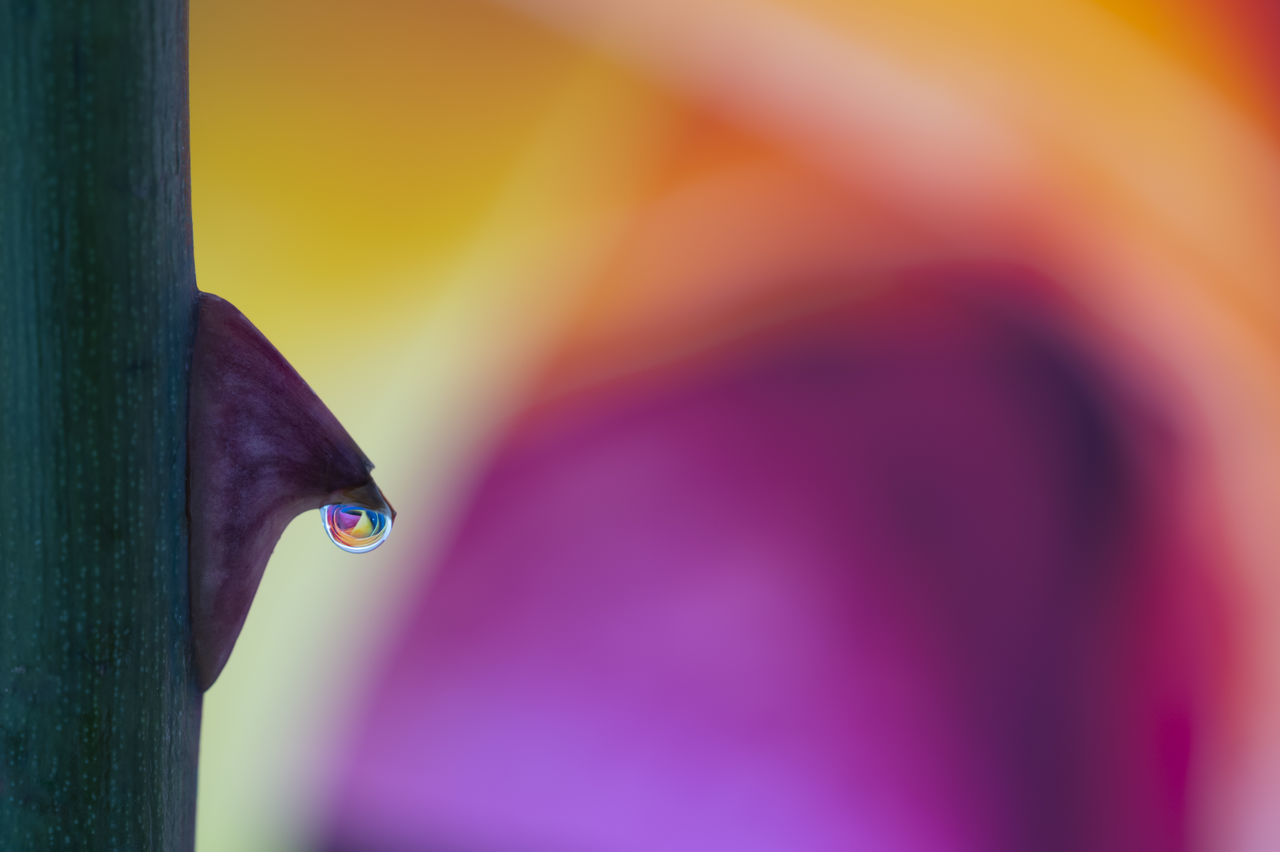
[323,272,1222,851]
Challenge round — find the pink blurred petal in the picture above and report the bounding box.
[322,271,1221,851]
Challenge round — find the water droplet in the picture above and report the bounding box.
[321,503,392,553]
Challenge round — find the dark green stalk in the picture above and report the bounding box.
[0,0,201,848]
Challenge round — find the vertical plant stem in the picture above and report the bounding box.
[0,0,201,847]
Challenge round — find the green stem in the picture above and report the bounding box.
[0,0,201,847]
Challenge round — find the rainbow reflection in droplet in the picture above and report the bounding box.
[321,504,392,553]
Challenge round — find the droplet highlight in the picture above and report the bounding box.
[322,503,392,553]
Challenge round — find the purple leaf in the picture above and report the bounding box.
[188,292,393,690]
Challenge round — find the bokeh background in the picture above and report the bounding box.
[189,1,1280,849]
